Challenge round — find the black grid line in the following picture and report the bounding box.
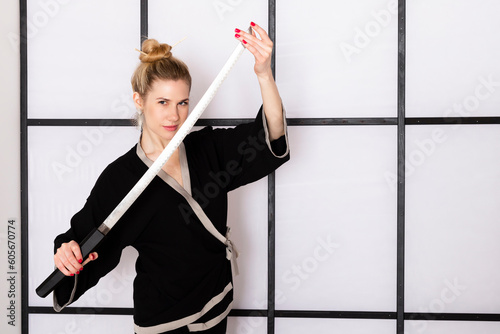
[20,0,29,332]
[27,306,500,322]
[25,117,500,128]
[405,313,500,322]
[275,310,397,320]
[268,1,277,333]
[397,0,406,333]
[140,0,148,45]
[28,306,269,318]
[27,119,135,126]
[267,169,276,334]
[405,117,500,125]
[20,1,500,333]
[26,118,396,127]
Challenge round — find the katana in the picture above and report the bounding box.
[36,35,248,298]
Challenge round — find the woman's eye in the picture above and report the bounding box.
[179,101,189,106]
[159,101,166,105]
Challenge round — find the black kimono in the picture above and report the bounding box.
[53,108,289,333]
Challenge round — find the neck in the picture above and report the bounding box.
[140,127,173,156]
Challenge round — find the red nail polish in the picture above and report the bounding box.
[76,271,80,275]
[235,28,240,33]
[78,259,83,264]
[243,40,247,44]
[250,22,256,27]
[235,34,240,38]
[70,274,75,276]
[80,267,84,271]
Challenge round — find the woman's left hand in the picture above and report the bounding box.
[234,22,274,79]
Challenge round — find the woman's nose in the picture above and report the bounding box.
[166,106,180,122]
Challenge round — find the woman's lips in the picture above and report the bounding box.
[163,125,178,131]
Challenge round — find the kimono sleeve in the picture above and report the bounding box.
[52,161,135,311]
[189,106,290,192]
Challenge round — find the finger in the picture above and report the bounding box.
[235,24,272,49]
[68,240,84,264]
[58,242,83,274]
[242,42,267,64]
[235,29,272,55]
[249,22,272,44]
[66,241,84,272]
[82,252,99,267]
[234,31,271,62]
[54,254,74,276]
[55,247,82,275]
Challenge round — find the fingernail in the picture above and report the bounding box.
[235,34,240,38]
[70,274,75,276]
[76,271,80,275]
[80,267,84,271]
[235,28,240,33]
[78,259,83,264]
[250,22,256,27]
[243,40,247,44]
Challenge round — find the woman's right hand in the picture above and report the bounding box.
[54,240,98,276]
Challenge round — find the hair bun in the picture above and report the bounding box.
[139,39,172,63]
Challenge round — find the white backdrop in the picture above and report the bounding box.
[2,0,500,333]
[1,0,21,333]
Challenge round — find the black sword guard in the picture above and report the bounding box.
[36,227,106,298]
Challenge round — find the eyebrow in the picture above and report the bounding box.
[156,98,189,102]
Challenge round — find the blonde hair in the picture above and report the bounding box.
[131,39,192,128]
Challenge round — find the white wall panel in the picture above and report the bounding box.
[276,318,395,334]
[405,321,500,334]
[228,178,269,309]
[149,0,268,119]
[228,316,267,334]
[276,0,398,118]
[29,314,134,334]
[275,126,397,311]
[29,126,140,307]
[407,0,500,117]
[406,125,500,313]
[27,0,139,119]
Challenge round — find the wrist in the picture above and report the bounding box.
[256,69,275,82]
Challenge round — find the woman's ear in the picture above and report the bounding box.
[133,92,144,111]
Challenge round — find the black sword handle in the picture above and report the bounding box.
[36,227,106,298]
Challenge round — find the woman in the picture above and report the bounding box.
[52,22,289,333]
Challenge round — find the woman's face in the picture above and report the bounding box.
[136,79,190,143]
